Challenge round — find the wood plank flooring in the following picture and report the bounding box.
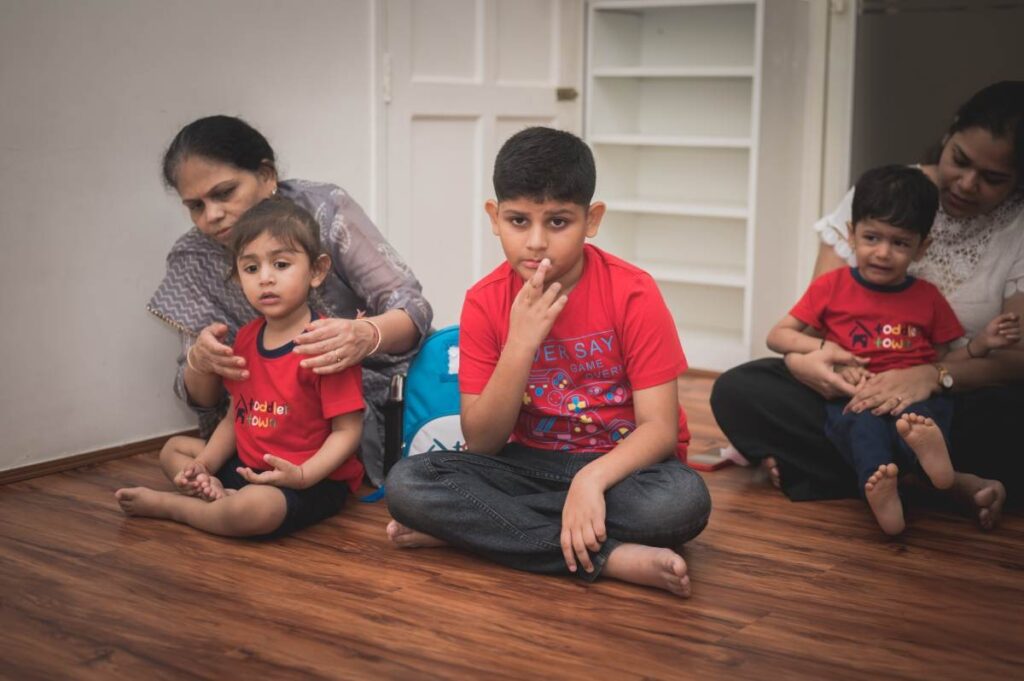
[1,375,1021,680]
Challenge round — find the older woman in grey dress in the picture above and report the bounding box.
[149,115,432,485]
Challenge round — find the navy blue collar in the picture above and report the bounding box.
[850,267,915,293]
[257,308,319,358]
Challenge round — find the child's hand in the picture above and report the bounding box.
[973,312,1022,356]
[836,364,872,388]
[560,474,607,574]
[173,460,209,497]
[508,259,569,351]
[237,454,307,489]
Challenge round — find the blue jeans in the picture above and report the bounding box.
[385,443,712,582]
[824,396,953,493]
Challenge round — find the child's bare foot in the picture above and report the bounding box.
[385,520,448,548]
[603,544,691,597]
[172,464,203,497]
[896,413,954,489]
[951,472,1006,530]
[194,473,228,501]
[865,464,905,535]
[115,487,174,519]
[761,456,781,489]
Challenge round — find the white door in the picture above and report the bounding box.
[380,0,583,328]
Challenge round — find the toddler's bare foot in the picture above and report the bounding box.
[951,472,1006,530]
[761,456,781,489]
[195,473,227,501]
[865,464,905,535]
[115,487,174,519]
[896,413,954,489]
[386,520,448,548]
[604,544,691,597]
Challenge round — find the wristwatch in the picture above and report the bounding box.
[935,363,954,391]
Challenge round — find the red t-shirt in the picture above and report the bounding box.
[790,267,964,372]
[460,245,690,461]
[224,315,365,492]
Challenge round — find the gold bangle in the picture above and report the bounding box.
[186,345,205,374]
[356,317,383,356]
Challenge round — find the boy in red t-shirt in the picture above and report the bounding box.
[768,165,1019,534]
[117,198,365,538]
[385,127,711,597]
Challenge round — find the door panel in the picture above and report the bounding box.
[383,0,582,327]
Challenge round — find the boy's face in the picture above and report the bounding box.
[847,219,929,287]
[235,232,329,322]
[485,197,604,292]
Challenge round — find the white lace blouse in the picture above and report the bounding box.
[815,187,1024,341]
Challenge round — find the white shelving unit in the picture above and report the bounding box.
[586,0,762,371]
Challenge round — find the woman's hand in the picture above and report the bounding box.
[293,317,376,374]
[190,323,248,381]
[784,344,869,399]
[843,364,938,416]
[237,454,307,489]
[560,472,607,574]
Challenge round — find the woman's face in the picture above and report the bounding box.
[174,155,277,245]
[935,127,1018,219]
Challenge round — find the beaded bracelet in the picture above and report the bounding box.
[357,318,383,356]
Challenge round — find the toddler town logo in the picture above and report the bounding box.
[234,393,289,430]
[847,321,920,351]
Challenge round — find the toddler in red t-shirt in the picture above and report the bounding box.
[384,127,710,597]
[767,165,1019,534]
[116,198,365,538]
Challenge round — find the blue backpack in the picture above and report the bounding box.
[400,325,466,458]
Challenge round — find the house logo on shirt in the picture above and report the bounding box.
[234,393,290,430]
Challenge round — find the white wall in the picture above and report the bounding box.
[749,0,829,360]
[0,0,375,471]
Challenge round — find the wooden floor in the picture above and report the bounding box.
[1,375,1021,680]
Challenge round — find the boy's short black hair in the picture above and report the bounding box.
[493,127,596,206]
[851,165,939,238]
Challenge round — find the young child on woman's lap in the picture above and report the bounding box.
[768,165,1019,534]
[116,198,365,538]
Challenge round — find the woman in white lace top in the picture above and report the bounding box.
[712,82,1024,527]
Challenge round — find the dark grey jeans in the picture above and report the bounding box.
[385,443,712,581]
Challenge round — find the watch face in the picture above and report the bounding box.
[941,373,954,389]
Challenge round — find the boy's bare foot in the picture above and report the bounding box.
[951,472,1006,530]
[603,544,691,597]
[115,487,173,519]
[385,520,448,548]
[896,413,954,489]
[865,463,905,535]
[761,456,781,489]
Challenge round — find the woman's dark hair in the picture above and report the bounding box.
[852,165,939,238]
[493,127,596,206]
[162,115,277,189]
[940,81,1024,179]
[229,197,324,279]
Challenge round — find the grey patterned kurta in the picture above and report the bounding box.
[148,180,433,485]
